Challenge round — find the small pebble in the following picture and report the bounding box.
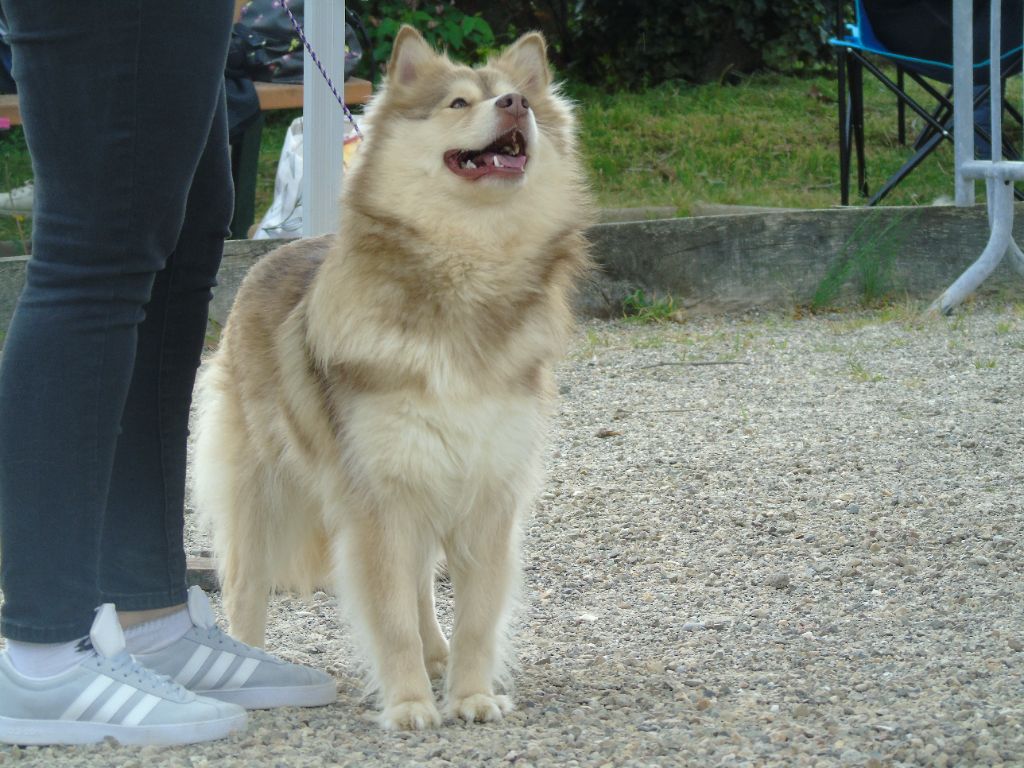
[766,573,791,589]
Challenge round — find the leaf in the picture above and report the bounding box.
[443,19,463,49]
[377,18,399,40]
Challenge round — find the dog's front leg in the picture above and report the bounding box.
[344,513,440,730]
[444,512,517,723]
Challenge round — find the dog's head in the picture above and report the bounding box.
[349,26,585,231]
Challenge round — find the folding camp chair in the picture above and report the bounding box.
[829,0,1024,205]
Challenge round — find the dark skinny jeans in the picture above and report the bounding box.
[0,0,234,642]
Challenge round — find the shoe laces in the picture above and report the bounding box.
[194,626,278,664]
[103,651,191,700]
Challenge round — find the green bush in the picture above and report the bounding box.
[353,0,839,87]
[361,0,497,72]
[572,0,834,87]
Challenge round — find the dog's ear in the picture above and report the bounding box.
[495,32,551,93]
[388,25,436,87]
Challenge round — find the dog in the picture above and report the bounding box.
[192,25,591,730]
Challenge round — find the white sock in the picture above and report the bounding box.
[122,608,193,655]
[5,638,92,678]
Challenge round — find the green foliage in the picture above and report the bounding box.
[847,358,884,382]
[572,0,833,88]
[362,1,496,70]
[621,289,678,323]
[812,211,907,310]
[0,129,33,254]
[354,1,842,86]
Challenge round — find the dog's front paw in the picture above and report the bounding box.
[379,699,442,731]
[450,693,514,724]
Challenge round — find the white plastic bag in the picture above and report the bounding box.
[253,116,304,240]
[253,116,364,240]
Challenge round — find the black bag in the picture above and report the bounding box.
[234,0,370,84]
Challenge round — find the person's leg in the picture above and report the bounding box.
[0,0,234,644]
[0,2,252,745]
[100,90,233,615]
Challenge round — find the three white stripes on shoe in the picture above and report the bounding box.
[60,648,257,726]
[61,677,161,727]
[178,646,260,691]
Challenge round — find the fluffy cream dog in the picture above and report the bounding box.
[193,26,590,730]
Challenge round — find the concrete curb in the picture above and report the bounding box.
[2,205,1024,337]
[585,204,1024,313]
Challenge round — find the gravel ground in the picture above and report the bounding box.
[2,300,1023,767]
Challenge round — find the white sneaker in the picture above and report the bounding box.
[0,180,32,216]
[133,587,336,710]
[0,604,247,746]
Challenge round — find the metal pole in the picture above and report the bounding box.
[953,0,975,206]
[932,0,1024,312]
[302,1,347,237]
[989,0,1002,162]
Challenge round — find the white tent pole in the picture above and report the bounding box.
[302,1,346,237]
[989,0,1002,162]
[953,0,975,206]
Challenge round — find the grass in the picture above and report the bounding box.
[847,358,884,383]
[0,66,1020,247]
[620,288,678,323]
[566,70,1019,214]
[809,208,907,310]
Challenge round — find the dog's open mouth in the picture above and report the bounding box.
[444,128,528,180]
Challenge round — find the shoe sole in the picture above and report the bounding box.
[0,711,247,746]
[198,680,337,710]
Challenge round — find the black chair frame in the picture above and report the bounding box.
[833,2,1024,206]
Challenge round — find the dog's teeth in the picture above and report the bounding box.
[494,156,503,168]
[464,160,477,169]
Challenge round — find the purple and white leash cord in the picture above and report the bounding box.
[279,0,364,139]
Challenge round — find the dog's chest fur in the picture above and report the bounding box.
[222,229,569,528]
[314,233,566,508]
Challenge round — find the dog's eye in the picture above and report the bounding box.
[449,98,469,109]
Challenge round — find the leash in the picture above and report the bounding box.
[280,0,363,138]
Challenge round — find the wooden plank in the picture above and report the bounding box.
[0,78,372,129]
[186,556,220,592]
[254,82,304,111]
[0,94,20,126]
[255,78,372,111]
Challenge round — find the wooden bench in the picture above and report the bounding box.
[0,93,20,126]
[0,77,373,238]
[0,81,375,126]
[256,79,372,112]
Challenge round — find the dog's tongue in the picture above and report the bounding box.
[479,152,527,171]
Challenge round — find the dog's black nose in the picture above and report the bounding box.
[496,93,529,116]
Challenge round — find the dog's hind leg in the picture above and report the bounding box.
[216,467,276,647]
[418,560,449,680]
[220,553,272,647]
[193,379,274,646]
[444,508,517,723]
